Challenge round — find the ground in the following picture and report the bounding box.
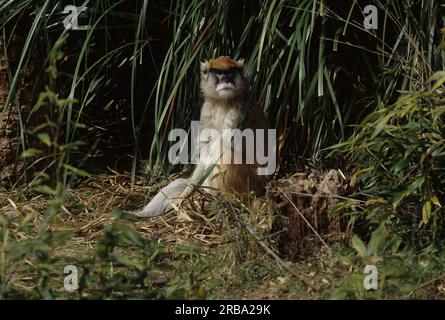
[1,172,445,299]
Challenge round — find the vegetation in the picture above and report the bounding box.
[0,0,444,299]
[334,74,445,248]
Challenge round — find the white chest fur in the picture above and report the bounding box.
[193,101,243,187]
[200,101,241,133]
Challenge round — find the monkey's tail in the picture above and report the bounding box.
[127,178,188,218]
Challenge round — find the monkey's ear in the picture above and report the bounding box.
[200,60,209,73]
[235,58,245,70]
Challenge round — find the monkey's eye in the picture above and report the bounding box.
[226,67,238,75]
[209,67,239,75]
[209,68,221,75]
[202,69,208,75]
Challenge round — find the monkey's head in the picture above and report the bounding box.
[200,56,247,102]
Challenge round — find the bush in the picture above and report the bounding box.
[334,72,445,247]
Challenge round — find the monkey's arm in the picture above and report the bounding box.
[173,137,222,207]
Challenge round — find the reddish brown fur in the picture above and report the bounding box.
[206,56,243,70]
[221,102,270,197]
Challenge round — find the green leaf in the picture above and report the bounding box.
[431,196,441,208]
[366,224,387,257]
[351,235,367,258]
[392,177,425,209]
[35,185,57,196]
[371,112,394,139]
[21,148,43,158]
[120,224,144,247]
[391,158,407,174]
[111,255,133,266]
[37,133,52,147]
[63,164,91,177]
[422,200,432,225]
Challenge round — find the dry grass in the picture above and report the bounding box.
[1,169,271,255]
[3,170,443,299]
[1,168,352,263]
[0,168,352,297]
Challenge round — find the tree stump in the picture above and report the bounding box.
[267,169,350,260]
[0,35,23,182]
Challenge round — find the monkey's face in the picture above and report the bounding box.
[200,56,247,102]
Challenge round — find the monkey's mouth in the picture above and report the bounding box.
[216,82,235,91]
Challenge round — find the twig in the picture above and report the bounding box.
[287,191,366,203]
[407,272,445,297]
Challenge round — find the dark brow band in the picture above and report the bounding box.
[208,67,240,74]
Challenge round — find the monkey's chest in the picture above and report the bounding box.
[203,107,241,132]
[198,106,241,163]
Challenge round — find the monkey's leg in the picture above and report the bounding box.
[128,178,189,217]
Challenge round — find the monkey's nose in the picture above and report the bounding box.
[219,74,231,83]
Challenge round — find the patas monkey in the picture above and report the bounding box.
[131,56,274,217]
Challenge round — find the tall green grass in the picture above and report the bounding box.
[149,0,444,173]
[0,0,444,186]
[1,0,152,186]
